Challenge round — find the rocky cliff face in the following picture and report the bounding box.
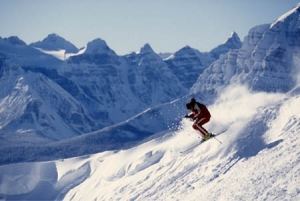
[191,4,300,99]
[124,44,187,105]
[165,32,242,89]
[210,31,242,60]
[165,46,214,88]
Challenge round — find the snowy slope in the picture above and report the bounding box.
[0,38,188,163]
[62,86,299,201]
[1,85,299,201]
[0,96,187,164]
[1,5,300,200]
[0,63,95,147]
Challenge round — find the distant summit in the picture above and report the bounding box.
[1,36,27,46]
[210,31,242,59]
[30,33,78,53]
[165,45,214,88]
[68,38,118,64]
[139,43,155,55]
[84,38,116,55]
[174,45,199,57]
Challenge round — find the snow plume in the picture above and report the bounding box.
[207,84,285,146]
[210,84,285,126]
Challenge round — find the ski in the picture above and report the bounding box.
[180,129,227,154]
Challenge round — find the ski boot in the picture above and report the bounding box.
[203,133,213,141]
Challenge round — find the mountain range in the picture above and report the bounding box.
[0,3,299,164]
[0,3,300,201]
[0,28,241,161]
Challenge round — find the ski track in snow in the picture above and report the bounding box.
[0,86,299,201]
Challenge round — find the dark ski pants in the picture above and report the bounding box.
[192,116,210,137]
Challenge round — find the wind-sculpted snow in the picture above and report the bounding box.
[0,159,91,200]
[1,85,299,201]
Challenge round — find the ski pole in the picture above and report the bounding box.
[213,136,222,144]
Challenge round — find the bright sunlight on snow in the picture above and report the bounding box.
[1,85,298,201]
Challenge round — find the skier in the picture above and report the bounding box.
[185,98,213,140]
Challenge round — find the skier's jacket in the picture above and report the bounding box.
[189,102,211,120]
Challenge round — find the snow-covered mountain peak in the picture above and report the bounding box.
[165,45,215,89]
[230,31,238,37]
[174,45,199,56]
[30,33,78,53]
[46,33,62,40]
[132,43,163,66]
[84,38,116,55]
[192,4,300,99]
[140,43,155,55]
[227,31,241,45]
[67,38,119,65]
[271,3,300,28]
[0,36,62,66]
[2,36,27,46]
[210,32,242,59]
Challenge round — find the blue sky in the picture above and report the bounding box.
[0,0,299,54]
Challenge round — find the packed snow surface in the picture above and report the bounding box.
[1,85,299,201]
